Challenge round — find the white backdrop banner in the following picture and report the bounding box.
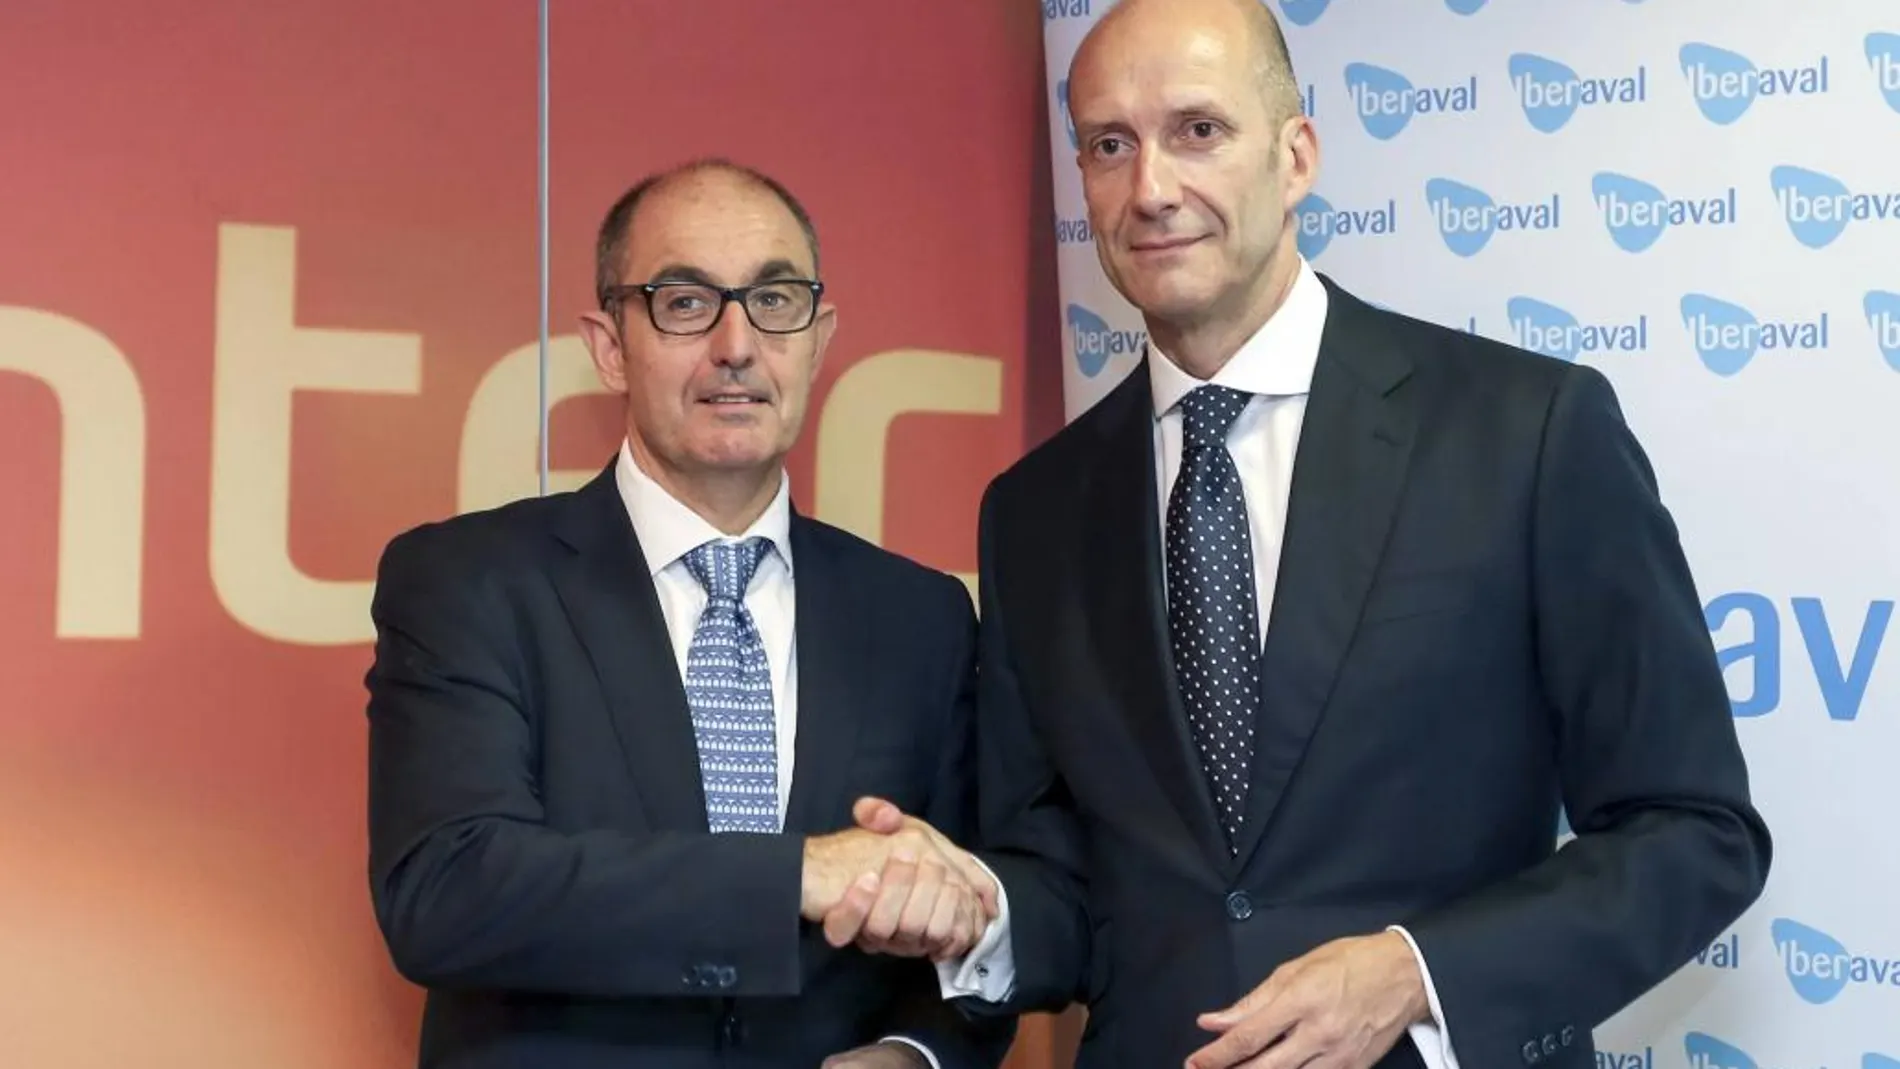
[1041,0,1900,1066]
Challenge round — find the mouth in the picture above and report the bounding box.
[1128,235,1207,254]
[697,390,769,408]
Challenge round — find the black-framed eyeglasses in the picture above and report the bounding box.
[602,279,825,336]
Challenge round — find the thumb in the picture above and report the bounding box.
[852,796,906,834]
[1199,981,1274,1029]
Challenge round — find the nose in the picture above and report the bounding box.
[707,295,758,369]
[1131,142,1183,220]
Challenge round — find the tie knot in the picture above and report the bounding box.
[682,537,772,602]
[1177,384,1252,449]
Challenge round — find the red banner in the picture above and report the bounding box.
[0,1,1067,1063]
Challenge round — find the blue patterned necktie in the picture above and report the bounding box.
[681,538,779,834]
[1165,384,1264,852]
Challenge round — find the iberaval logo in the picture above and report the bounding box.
[1592,172,1738,253]
[1344,62,1479,140]
[1773,917,1900,1004]
[1425,177,1560,257]
[1868,33,1900,113]
[1866,290,1900,372]
[1445,0,1488,13]
[1056,79,1078,151]
[1706,592,1893,722]
[1695,930,1743,970]
[1507,297,1648,362]
[1679,43,1830,125]
[1774,165,1900,248]
[1294,192,1397,260]
[1594,1045,1652,1069]
[1054,215,1092,245]
[1042,0,1092,19]
[1066,304,1146,379]
[1508,52,1647,132]
[1278,0,1333,27]
[1679,294,1830,377]
[1685,1032,1758,1069]
[1866,1055,1900,1069]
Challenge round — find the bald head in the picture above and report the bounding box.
[1072,0,1302,124]
[596,158,819,308]
[1060,0,1320,368]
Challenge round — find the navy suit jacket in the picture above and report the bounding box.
[364,464,1012,1069]
[964,276,1771,1069]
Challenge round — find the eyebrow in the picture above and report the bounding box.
[1074,100,1240,139]
[646,259,807,286]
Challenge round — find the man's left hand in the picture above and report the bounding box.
[1185,931,1430,1069]
[821,1040,930,1069]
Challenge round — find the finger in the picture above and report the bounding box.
[863,849,920,941]
[823,872,881,948]
[852,796,906,834]
[1200,970,1288,1029]
[957,884,987,959]
[1185,1017,1292,1069]
[1235,1022,1326,1069]
[1185,994,1307,1069]
[922,877,966,960]
[891,859,949,954]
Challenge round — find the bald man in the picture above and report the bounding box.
[818,2,1770,1067]
[365,159,1012,1069]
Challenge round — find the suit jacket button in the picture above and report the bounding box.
[1543,1034,1559,1055]
[1225,891,1254,921]
[717,966,738,989]
[681,968,697,989]
[1560,1026,1575,1046]
[1521,1040,1541,1064]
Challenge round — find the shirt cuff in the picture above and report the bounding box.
[1387,925,1461,1069]
[877,1036,941,1069]
[933,854,1016,1002]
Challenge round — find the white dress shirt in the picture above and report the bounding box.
[614,444,944,1069]
[615,442,800,822]
[941,260,1462,1069]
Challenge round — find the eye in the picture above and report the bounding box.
[1090,135,1130,159]
[1185,120,1222,140]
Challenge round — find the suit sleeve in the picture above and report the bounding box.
[957,483,1093,1016]
[879,573,1019,1068]
[1404,364,1772,1061]
[364,525,807,999]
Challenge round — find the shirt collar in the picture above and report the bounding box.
[1147,255,1328,418]
[613,439,794,577]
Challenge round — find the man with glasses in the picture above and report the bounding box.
[363,158,1012,1069]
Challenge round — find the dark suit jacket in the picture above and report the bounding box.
[364,464,1012,1069]
[966,276,1771,1069]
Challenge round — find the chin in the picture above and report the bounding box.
[687,435,782,473]
[1112,263,1216,319]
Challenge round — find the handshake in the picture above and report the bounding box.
[798,797,998,963]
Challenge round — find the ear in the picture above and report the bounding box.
[1280,114,1321,211]
[576,309,630,393]
[808,302,839,377]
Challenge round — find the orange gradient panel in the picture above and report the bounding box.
[0,1,1060,1066]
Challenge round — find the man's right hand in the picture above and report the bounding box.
[800,807,996,961]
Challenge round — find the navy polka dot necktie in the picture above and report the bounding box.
[1164,384,1263,852]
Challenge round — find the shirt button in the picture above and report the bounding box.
[1225,891,1254,921]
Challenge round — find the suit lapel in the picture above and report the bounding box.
[781,517,872,834]
[548,466,709,832]
[1231,281,1419,868]
[1082,368,1233,871]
